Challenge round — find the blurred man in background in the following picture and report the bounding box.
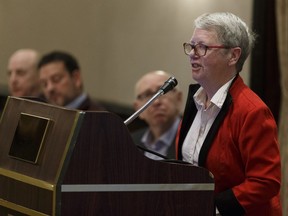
[7,49,42,98]
[38,50,105,111]
[131,70,183,160]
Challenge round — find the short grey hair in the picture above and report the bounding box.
[194,12,256,72]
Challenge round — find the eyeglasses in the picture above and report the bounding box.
[137,89,176,101]
[183,42,230,57]
[137,91,157,101]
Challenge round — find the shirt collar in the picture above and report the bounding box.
[194,76,235,109]
[141,117,181,147]
[65,93,87,109]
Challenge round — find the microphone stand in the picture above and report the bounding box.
[124,90,164,126]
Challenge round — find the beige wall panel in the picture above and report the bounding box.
[0,0,252,108]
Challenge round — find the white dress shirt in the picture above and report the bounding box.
[182,78,234,165]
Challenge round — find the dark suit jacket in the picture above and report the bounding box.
[131,127,176,159]
[76,96,106,111]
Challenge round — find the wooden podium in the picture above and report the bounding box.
[0,97,214,216]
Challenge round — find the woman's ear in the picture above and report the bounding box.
[228,47,241,66]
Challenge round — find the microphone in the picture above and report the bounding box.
[159,76,178,94]
[124,76,178,126]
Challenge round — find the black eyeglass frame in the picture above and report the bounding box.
[183,42,231,57]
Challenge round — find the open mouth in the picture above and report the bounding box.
[192,63,202,69]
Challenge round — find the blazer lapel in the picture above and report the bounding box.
[198,92,232,166]
[178,84,200,160]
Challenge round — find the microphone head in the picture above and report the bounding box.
[168,77,178,88]
[159,77,178,94]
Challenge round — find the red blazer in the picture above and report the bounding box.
[176,76,281,216]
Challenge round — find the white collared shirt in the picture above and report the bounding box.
[182,78,234,165]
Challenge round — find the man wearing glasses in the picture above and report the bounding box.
[131,70,183,160]
[177,12,281,215]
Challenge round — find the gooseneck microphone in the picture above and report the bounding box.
[159,76,178,94]
[124,77,178,126]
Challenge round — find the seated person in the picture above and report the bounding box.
[131,70,183,160]
[7,49,43,98]
[37,51,105,111]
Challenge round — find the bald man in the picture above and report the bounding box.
[132,70,183,160]
[7,49,42,97]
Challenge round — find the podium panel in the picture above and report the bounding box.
[0,97,215,216]
[0,97,84,215]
